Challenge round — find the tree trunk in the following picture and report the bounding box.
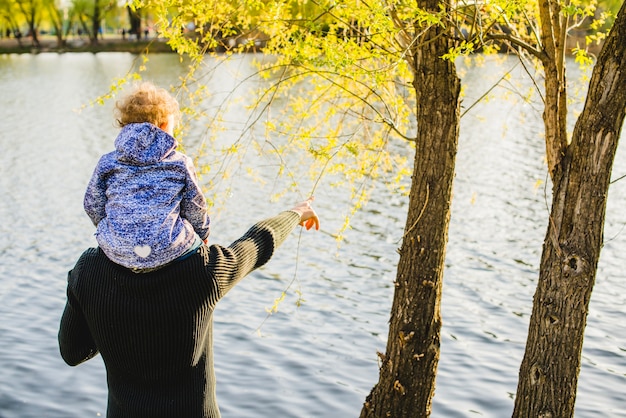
[28,21,40,47]
[538,0,568,179]
[513,2,626,416]
[47,4,66,48]
[127,6,142,40]
[16,0,40,48]
[91,0,101,45]
[360,0,460,416]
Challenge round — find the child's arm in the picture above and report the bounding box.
[83,157,108,226]
[180,157,210,239]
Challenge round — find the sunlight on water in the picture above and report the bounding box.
[0,52,624,418]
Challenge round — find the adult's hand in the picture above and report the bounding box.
[291,197,320,230]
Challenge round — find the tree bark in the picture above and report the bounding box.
[538,0,568,180]
[360,0,460,416]
[513,2,626,417]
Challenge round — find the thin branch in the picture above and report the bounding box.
[461,62,519,118]
[486,33,545,60]
[610,173,626,184]
[514,49,546,106]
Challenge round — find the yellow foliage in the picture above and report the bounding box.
[133,0,609,241]
[265,291,286,314]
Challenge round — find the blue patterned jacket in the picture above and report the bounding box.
[84,123,210,269]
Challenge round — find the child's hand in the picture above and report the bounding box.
[291,197,320,231]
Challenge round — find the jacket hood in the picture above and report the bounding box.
[115,122,177,165]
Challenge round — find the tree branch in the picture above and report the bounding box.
[486,33,545,60]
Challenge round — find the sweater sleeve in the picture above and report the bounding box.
[212,210,301,297]
[58,260,99,366]
[180,156,210,240]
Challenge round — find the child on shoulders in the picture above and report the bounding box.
[84,81,210,272]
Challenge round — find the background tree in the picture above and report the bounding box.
[0,0,24,45]
[71,0,95,40]
[0,0,139,45]
[44,0,67,47]
[90,0,102,43]
[127,5,141,40]
[70,0,114,44]
[15,0,42,46]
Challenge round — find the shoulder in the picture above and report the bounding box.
[74,247,100,265]
[166,152,199,180]
[93,151,119,173]
[162,150,194,170]
[67,247,100,285]
[70,247,109,273]
[162,149,192,165]
[98,150,117,163]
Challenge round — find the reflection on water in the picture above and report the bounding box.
[0,52,624,418]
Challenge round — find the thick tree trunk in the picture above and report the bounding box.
[513,2,626,417]
[360,1,460,416]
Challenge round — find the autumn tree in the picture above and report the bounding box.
[141,2,461,415]
[70,0,116,44]
[90,0,102,43]
[451,0,625,414]
[511,1,626,415]
[127,5,141,40]
[0,0,23,45]
[374,0,626,413]
[72,0,95,41]
[14,0,42,46]
[45,0,67,47]
[359,0,461,414]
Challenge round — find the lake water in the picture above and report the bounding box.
[0,52,624,418]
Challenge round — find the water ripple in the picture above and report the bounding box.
[0,53,624,418]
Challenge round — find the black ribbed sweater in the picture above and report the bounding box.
[59,211,301,418]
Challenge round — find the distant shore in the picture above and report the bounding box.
[0,32,601,56]
[0,35,176,54]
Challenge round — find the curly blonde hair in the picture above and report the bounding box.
[114,82,180,128]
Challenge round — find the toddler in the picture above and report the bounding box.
[84,81,210,272]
